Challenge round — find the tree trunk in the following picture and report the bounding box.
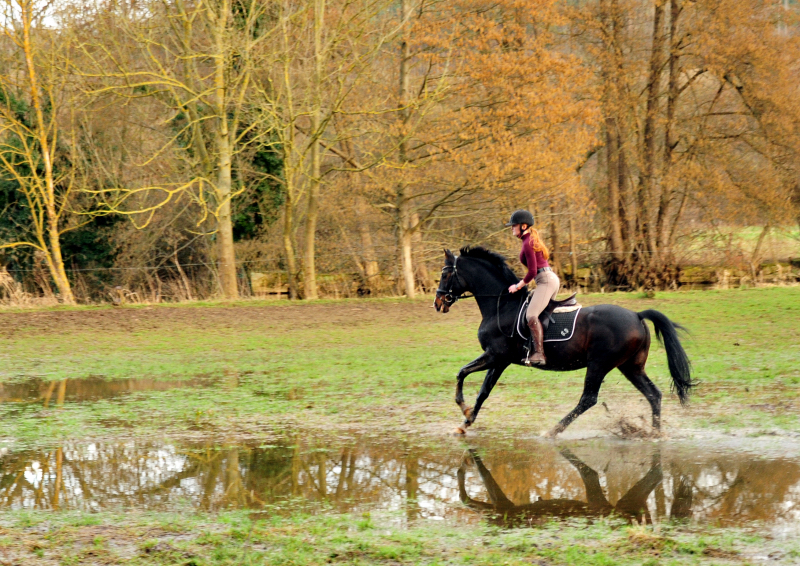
[750,224,770,280]
[569,212,578,284]
[359,232,379,281]
[21,4,74,304]
[793,182,800,229]
[303,0,326,300]
[620,143,636,259]
[282,180,299,300]
[173,247,194,301]
[213,0,238,298]
[667,190,688,249]
[302,166,320,299]
[280,9,299,300]
[605,118,625,260]
[411,212,430,291]
[398,192,416,297]
[216,143,237,298]
[44,206,73,304]
[549,204,562,276]
[640,0,665,266]
[356,199,379,284]
[600,0,631,263]
[656,0,681,257]
[396,0,415,298]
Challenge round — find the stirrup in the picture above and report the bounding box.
[523,351,546,366]
[522,351,544,366]
[523,334,534,365]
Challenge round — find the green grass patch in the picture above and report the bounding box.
[0,509,790,565]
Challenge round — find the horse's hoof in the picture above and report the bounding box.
[453,426,467,435]
[543,428,560,438]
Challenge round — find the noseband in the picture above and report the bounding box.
[436,257,473,307]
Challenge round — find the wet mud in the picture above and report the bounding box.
[1,434,799,533]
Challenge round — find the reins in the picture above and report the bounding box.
[496,290,527,338]
[437,256,525,338]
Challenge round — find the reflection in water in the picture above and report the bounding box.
[0,376,218,406]
[0,438,799,531]
[458,448,671,526]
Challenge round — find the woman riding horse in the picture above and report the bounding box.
[433,243,694,436]
[505,209,559,366]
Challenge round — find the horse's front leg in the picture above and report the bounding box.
[455,351,495,416]
[459,361,511,433]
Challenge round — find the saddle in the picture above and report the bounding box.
[517,292,579,337]
[538,292,578,331]
[517,293,581,358]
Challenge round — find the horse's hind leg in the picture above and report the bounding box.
[547,363,611,437]
[618,358,662,431]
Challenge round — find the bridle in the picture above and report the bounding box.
[435,256,526,338]
[435,256,473,308]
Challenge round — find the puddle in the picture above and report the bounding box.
[1,436,799,533]
[0,376,219,406]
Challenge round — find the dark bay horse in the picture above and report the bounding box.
[433,247,694,436]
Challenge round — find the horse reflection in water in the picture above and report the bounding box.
[458,448,692,527]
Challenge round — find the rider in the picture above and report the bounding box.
[505,209,560,366]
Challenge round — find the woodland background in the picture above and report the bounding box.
[0,0,799,305]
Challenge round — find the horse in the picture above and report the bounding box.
[433,247,694,436]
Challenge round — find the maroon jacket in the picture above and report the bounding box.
[519,233,550,284]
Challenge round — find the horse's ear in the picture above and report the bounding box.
[444,248,455,263]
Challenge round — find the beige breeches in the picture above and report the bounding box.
[526,270,561,323]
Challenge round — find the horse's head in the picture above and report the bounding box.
[434,249,467,313]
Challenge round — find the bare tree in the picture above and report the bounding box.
[0,0,79,303]
[251,0,398,299]
[76,0,280,298]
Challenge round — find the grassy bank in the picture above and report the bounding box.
[0,507,792,565]
[0,287,799,448]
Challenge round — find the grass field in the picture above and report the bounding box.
[1,287,799,564]
[1,286,798,446]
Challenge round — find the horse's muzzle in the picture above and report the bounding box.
[433,295,450,313]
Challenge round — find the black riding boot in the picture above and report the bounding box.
[523,318,546,366]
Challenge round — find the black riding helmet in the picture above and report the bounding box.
[504,209,534,227]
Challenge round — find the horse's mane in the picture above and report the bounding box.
[459,245,520,284]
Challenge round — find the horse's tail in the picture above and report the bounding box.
[637,309,694,405]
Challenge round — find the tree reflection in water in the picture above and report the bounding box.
[0,438,798,530]
[0,376,218,408]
